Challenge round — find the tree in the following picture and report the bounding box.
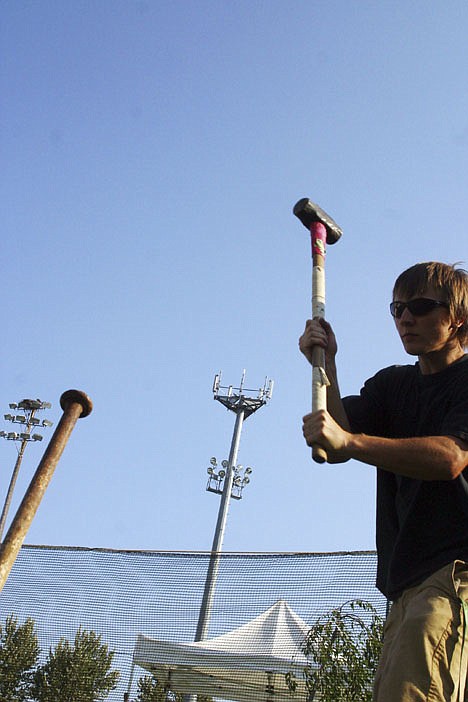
[32,626,119,702]
[135,675,177,701]
[0,615,40,702]
[134,674,213,702]
[286,600,384,702]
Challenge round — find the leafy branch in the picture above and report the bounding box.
[287,599,384,702]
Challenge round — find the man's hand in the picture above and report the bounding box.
[299,318,338,366]
[302,409,351,462]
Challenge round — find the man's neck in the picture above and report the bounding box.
[418,346,466,375]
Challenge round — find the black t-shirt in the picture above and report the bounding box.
[343,356,468,600]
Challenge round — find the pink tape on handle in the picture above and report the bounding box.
[310,222,327,258]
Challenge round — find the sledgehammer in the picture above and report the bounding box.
[293,198,342,463]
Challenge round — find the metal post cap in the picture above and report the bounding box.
[59,390,93,418]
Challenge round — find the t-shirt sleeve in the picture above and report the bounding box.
[440,395,468,444]
[342,367,396,437]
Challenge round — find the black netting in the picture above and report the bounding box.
[1,545,386,700]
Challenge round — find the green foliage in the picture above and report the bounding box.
[135,675,179,701]
[287,600,384,702]
[135,674,213,702]
[0,615,40,702]
[31,626,119,702]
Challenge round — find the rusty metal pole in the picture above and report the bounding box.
[0,389,92,593]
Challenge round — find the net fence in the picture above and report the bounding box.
[1,545,386,701]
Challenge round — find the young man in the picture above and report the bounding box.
[299,262,468,701]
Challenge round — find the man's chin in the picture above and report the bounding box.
[401,339,421,355]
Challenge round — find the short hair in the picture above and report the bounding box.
[393,262,468,348]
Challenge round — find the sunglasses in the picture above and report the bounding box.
[390,298,449,319]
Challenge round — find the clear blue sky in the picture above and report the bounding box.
[1,1,467,554]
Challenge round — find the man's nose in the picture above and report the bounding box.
[399,306,415,323]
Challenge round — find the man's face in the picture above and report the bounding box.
[393,285,457,357]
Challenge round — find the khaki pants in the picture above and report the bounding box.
[374,561,468,702]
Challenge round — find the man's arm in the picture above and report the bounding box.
[302,409,468,480]
[324,357,351,432]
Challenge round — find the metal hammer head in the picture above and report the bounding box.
[293,198,342,244]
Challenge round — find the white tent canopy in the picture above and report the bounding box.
[133,599,311,701]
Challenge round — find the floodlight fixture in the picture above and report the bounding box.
[18,400,36,410]
[205,455,254,500]
[42,419,54,427]
[212,373,221,394]
[16,415,26,423]
[4,414,14,421]
[8,403,17,410]
[32,434,43,441]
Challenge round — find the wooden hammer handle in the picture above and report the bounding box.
[311,223,328,463]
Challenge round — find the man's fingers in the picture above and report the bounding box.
[303,410,341,446]
[299,321,328,348]
[302,410,326,446]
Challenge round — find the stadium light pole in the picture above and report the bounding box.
[0,399,53,541]
[126,373,273,702]
[177,373,273,702]
[195,370,273,642]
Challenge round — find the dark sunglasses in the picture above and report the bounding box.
[390,298,449,319]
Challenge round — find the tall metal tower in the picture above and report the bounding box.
[0,399,53,540]
[125,373,273,702]
[194,370,273,642]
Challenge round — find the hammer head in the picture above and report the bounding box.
[293,198,342,244]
